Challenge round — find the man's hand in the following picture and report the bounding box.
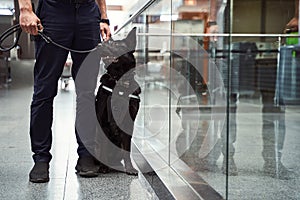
[19,8,42,35]
[285,17,298,33]
[207,24,219,42]
[100,22,111,41]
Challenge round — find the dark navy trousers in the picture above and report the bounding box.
[31,0,101,163]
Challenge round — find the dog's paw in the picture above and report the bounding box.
[125,167,138,176]
[98,165,110,174]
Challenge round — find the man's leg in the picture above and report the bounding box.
[261,91,292,180]
[29,0,74,183]
[221,93,238,176]
[71,2,101,177]
[29,31,70,183]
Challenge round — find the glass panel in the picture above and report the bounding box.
[227,0,300,199]
[133,0,173,162]
[169,0,228,197]
[125,0,300,199]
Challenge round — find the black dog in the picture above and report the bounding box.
[95,28,140,175]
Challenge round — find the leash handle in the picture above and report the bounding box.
[0,24,22,52]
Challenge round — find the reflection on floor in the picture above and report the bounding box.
[0,60,152,200]
[196,101,300,199]
[141,76,300,200]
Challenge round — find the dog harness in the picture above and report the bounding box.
[101,85,140,100]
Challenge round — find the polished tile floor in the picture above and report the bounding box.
[0,60,152,200]
[2,59,300,200]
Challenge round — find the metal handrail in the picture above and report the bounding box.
[114,0,157,34]
[135,32,300,38]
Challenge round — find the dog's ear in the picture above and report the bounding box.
[124,27,137,51]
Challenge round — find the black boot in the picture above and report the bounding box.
[75,156,99,177]
[29,162,50,183]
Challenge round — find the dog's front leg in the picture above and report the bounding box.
[121,133,138,175]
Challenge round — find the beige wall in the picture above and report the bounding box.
[233,0,294,34]
[233,0,262,33]
[265,0,294,33]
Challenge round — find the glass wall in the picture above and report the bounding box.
[116,0,300,199]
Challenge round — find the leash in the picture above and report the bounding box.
[0,24,22,52]
[0,24,97,53]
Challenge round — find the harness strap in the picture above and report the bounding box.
[101,85,140,100]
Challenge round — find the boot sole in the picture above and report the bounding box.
[76,170,98,177]
[29,177,50,183]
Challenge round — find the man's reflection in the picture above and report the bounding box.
[260,0,299,180]
[260,90,292,180]
[233,2,298,181]
[175,0,238,176]
[176,0,298,180]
